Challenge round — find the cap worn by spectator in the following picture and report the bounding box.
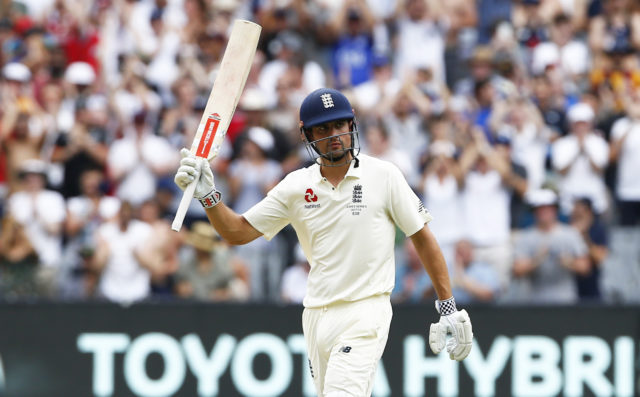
[186,221,221,252]
[532,45,560,75]
[526,189,558,207]
[65,62,96,86]
[3,62,31,83]
[247,126,275,153]
[567,103,594,124]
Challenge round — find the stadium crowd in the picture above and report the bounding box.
[0,0,639,305]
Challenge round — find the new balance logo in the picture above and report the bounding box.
[321,93,334,108]
[339,346,352,353]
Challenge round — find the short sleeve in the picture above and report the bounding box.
[387,164,432,236]
[242,179,291,241]
[611,118,630,142]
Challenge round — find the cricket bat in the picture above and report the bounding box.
[171,19,262,232]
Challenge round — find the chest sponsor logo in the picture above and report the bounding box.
[304,188,320,209]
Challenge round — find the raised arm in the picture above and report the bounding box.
[174,148,263,245]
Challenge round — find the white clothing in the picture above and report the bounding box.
[108,132,178,206]
[97,219,153,303]
[258,60,326,108]
[302,294,392,396]
[352,79,401,113]
[8,190,66,268]
[67,196,121,222]
[394,17,446,83]
[532,41,589,76]
[383,113,429,177]
[281,264,309,304]
[462,170,511,247]
[502,122,549,189]
[422,174,463,245]
[243,154,432,308]
[551,133,609,213]
[611,117,640,200]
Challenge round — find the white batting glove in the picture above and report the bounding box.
[429,297,473,361]
[174,148,217,199]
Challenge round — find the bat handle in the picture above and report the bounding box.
[171,179,198,232]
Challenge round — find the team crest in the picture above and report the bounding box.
[352,184,362,203]
[321,93,334,108]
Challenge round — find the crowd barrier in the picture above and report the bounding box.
[0,303,638,397]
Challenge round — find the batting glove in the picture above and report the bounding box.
[174,148,217,200]
[428,297,473,361]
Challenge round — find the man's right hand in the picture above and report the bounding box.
[174,148,216,199]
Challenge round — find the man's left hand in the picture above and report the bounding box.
[429,299,473,361]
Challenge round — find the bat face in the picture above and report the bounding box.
[191,20,262,162]
[195,113,221,158]
[172,19,262,232]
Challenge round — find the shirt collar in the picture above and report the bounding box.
[311,156,362,183]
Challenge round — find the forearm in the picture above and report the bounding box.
[410,226,452,300]
[205,201,262,245]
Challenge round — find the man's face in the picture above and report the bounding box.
[308,119,353,164]
[535,205,557,225]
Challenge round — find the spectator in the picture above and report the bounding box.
[91,201,156,304]
[175,221,249,302]
[458,129,527,288]
[491,96,551,191]
[393,0,447,84]
[551,102,609,215]
[324,0,376,89]
[281,244,309,304]
[512,189,590,304]
[392,239,434,303]
[419,138,464,269]
[364,120,415,186]
[107,110,179,206]
[351,54,401,115]
[381,84,430,174]
[229,126,283,301]
[61,168,120,298]
[0,214,39,299]
[571,197,608,301]
[531,13,590,92]
[51,94,111,198]
[6,159,66,296]
[258,30,325,106]
[138,198,181,299]
[530,72,571,136]
[451,239,501,305]
[609,88,640,226]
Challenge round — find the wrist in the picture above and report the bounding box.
[198,189,222,209]
[435,296,457,316]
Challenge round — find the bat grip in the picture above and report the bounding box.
[171,179,198,232]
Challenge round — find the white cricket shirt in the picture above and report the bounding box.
[243,154,432,308]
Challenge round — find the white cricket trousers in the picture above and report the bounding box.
[302,293,393,397]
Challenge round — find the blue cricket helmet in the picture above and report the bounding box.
[299,88,361,167]
[299,88,355,128]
